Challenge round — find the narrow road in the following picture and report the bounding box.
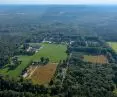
[61,53,72,85]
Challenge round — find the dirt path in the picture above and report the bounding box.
[28,66,38,78]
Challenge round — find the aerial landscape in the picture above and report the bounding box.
[1,2,117,97]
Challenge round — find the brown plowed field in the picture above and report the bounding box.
[30,63,57,85]
[83,55,108,64]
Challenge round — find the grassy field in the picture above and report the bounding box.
[32,43,67,62]
[108,42,117,52]
[0,43,67,78]
[83,55,108,64]
[30,63,57,85]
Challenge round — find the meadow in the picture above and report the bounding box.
[0,43,67,78]
[32,43,67,62]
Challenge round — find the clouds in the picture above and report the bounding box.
[0,0,117,4]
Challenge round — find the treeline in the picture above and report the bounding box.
[69,47,107,55]
[0,75,48,97]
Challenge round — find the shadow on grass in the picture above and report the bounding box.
[1,64,19,72]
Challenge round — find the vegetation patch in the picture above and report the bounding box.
[113,89,117,96]
[108,42,117,52]
[29,43,40,47]
[83,55,108,64]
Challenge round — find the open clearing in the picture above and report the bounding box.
[0,43,67,78]
[83,55,108,64]
[108,42,117,52]
[29,63,57,85]
[32,43,67,62]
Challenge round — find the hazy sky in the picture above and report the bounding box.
[0,0,117,4]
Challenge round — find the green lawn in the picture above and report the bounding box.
[108,42,117,52]
[0,43,67,78]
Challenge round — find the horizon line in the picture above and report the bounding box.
[0,4,117,5]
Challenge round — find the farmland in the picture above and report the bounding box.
[0,43,67,78]
[108,42,117,52]
[29,63,57,85]
[83,55,108,64]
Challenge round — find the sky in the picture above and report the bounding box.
[0,0,117,4]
